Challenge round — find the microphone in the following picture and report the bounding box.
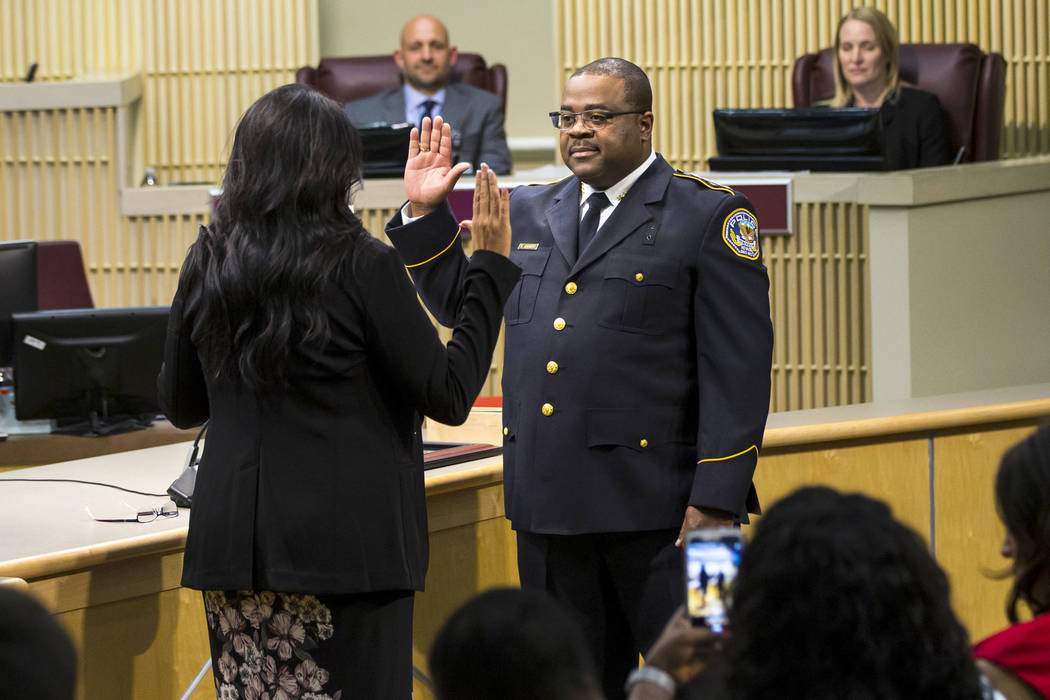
[168,422,207,507]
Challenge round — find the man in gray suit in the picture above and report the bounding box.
[345,15,512,174]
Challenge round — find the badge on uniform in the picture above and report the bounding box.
[722,208,760,260]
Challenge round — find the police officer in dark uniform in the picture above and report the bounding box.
[389,58,773,700]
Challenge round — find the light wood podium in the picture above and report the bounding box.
[0,441,513,700]
[2,383,1047,698]
[0,421,200,473]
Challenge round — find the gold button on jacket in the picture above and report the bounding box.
[565,281,578,294]
[639,438,649,448]
[541,403,554,416]
[546,361,559,374]
[635,272,645,282]
[553,317,566,330]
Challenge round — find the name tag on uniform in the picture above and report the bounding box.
[517,243,540,250]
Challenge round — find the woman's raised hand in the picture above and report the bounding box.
[403,116,470,218]
[468,164,511,259]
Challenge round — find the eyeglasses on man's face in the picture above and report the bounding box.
[549,109,647,131]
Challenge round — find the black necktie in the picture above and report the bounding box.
[578,191,611,252]
[419,99,437,128]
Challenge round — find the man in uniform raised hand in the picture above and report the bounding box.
[389,59,773,700]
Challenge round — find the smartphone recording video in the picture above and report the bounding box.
[684,527,744,632]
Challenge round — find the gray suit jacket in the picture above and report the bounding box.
[345,83,512,174]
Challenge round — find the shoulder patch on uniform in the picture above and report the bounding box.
[673,172,735,194]
[721,208,760,260]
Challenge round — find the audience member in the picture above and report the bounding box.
[157,83,518,699]
[828,7,949,169]
[429,589,716,700]
[625,606,723,700]
[974,425,1050,699]
[0,585,77,700]
[431,486,1009,699]
[430,588,603,700]
[724,486,987,699]
[345,14,512,174]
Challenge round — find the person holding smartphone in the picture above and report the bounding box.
[627,488,997,699]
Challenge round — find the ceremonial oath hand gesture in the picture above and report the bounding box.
[404,116,470,218]
[468,164,511,258]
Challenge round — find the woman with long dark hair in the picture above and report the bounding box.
[158,83,519,699]
[975,425,1050,699]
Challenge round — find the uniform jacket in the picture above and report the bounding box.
[158,231,520,594]
[388,155,773,533]
[345,83,513,175]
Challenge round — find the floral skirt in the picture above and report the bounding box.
[202,589,414,700]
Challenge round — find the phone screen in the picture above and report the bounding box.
[684,530,743,632]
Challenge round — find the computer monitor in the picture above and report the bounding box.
[0,240,39,368]
[709,107,886,172]
[356,122,412,178]
[11,306,169,436]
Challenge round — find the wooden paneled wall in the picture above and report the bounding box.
[3,2,1044,408]
[1,0,318,184]
[556,0,1050,169]
[556,0,1050,409]
[756,417,1041,642]
[767,201,870,411]
[0,0,318,306]
[1,105,116,259]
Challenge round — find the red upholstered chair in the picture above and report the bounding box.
[36,240,94,310]
[296,53,508,113]
[792,43,1007,162]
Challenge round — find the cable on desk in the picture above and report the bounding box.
[1,422,209,499]
[0,478,168,497]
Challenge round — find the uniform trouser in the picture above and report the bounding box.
[516,528,686,700]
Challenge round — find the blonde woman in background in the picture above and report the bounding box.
[829,7,949,169]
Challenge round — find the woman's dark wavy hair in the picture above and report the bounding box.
[996,424,1050,622]
[726,486,983,700]
[179,83,365,390]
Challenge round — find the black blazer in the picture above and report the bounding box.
[158,230,520,594]
[389,156,774,532]
[877,86,950,170]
